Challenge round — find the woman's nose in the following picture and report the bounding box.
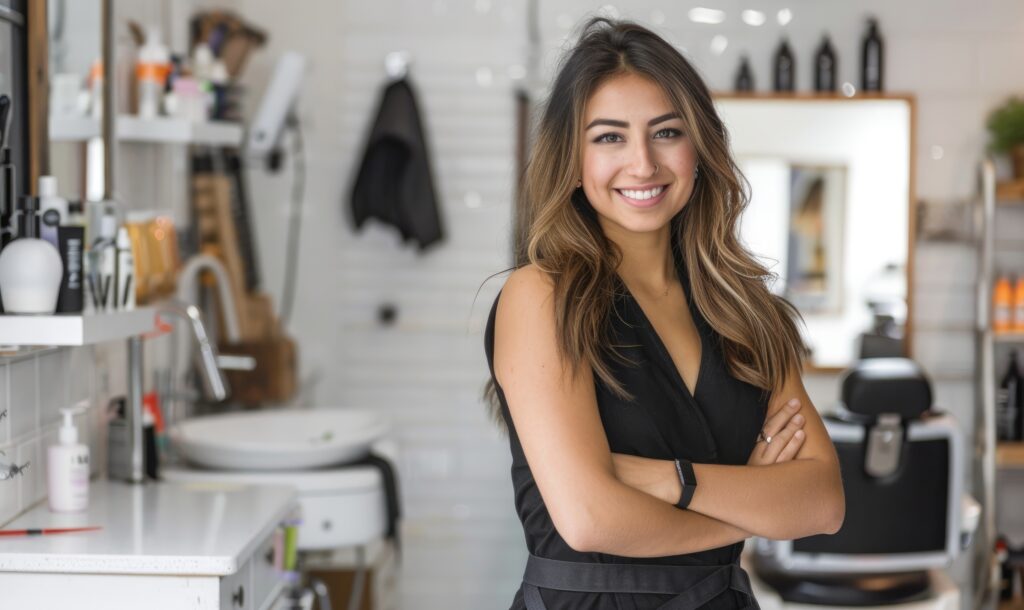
[626,142,658,178]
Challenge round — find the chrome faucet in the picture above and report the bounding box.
[155,299,229,402]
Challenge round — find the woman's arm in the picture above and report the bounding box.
[687,373,845,539]
[495,266,753,556]
[611,397,810,504]
[610,379,845,540]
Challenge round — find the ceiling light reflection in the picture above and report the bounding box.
[741,10,766,26]
[689,7,726,25]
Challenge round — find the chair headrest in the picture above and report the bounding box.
[840,358,932,419]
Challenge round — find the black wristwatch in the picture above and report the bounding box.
[674,458,697,509]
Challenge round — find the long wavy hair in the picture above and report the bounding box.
[487,18,804,421]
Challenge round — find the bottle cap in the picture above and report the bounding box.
[99,214,117,239]
[38,175,58,198]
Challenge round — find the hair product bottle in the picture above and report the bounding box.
[773,38,796,92]
[998,351,1023,441]
[994,275,1013,334]
[734,55,754,92]
[814,35,837,92]
[1013,277,1024,332]
[861,18,884,92]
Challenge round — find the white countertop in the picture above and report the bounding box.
[0,479,297,576]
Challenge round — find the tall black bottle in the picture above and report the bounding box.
[735,55,755,92]
[814,35,837,92]
[861,18,884,91]
[997,350,1023,441]
[773,38,796,92]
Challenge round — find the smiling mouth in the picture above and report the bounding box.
[615,185,667,202]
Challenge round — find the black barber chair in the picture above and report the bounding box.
[750,358,970,607]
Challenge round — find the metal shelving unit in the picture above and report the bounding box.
[975,159,1024,609]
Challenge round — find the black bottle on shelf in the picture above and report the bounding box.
[861,18,884,92]
[814,35,838,92]
[773,38,796,92]
[997,350,1022,441]
[735,55,755,92]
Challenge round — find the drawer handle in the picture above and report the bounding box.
[232,585,245,607]
[264,547,275,565]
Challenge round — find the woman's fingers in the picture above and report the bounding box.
[763,398,802,439]
[774,429,805,463]
[747,398,806,465]
[760,412,804,462]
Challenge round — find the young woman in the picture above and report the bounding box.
[484,18,845,610]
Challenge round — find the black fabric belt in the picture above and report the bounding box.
[522,554,759,610]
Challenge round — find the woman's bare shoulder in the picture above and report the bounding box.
[497,264,555,318]
[494,264,560,379]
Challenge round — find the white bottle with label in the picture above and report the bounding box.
[136,27,170,119]
[47,404,90,513]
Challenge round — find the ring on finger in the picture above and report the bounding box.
[758,430,773,445]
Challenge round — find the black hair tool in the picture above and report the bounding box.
[0,95,13,252]
[0,94,11,149]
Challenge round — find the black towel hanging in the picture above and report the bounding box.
[349,74,444,251]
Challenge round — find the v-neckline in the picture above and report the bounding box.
[618,272,705,400]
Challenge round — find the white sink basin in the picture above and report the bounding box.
[170,408,388,471]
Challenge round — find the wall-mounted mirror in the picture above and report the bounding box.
[715,96,914,371]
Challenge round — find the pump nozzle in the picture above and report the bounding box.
[58,401,89,445]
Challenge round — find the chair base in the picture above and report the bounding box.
[751,559,931,607]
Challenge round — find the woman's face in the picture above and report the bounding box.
[579,72,698,240]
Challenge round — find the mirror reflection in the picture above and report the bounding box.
[718,97,913,368]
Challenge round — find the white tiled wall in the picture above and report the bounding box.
[0,346,105,526]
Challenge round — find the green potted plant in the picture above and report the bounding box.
[987,97,1024,179]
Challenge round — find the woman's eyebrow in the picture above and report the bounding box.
[585,112,680,130]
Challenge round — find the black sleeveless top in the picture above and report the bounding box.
[484,259,770,610]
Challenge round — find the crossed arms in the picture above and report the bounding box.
[493,266,845,558]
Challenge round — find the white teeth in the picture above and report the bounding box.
[619,185,665,201]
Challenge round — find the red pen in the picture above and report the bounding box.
[0,526,102,537]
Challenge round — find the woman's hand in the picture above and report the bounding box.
[747,398,806,466]
[609,398,808,504]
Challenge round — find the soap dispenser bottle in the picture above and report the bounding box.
[0,196,63,313]
[48,404,90,513]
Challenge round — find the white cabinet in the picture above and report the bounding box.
[0,481,296,609]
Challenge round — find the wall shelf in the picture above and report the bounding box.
[996,442,1024,468]
[997,179,1024,203]
[0,307,155,346]
[49,116,243,146]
